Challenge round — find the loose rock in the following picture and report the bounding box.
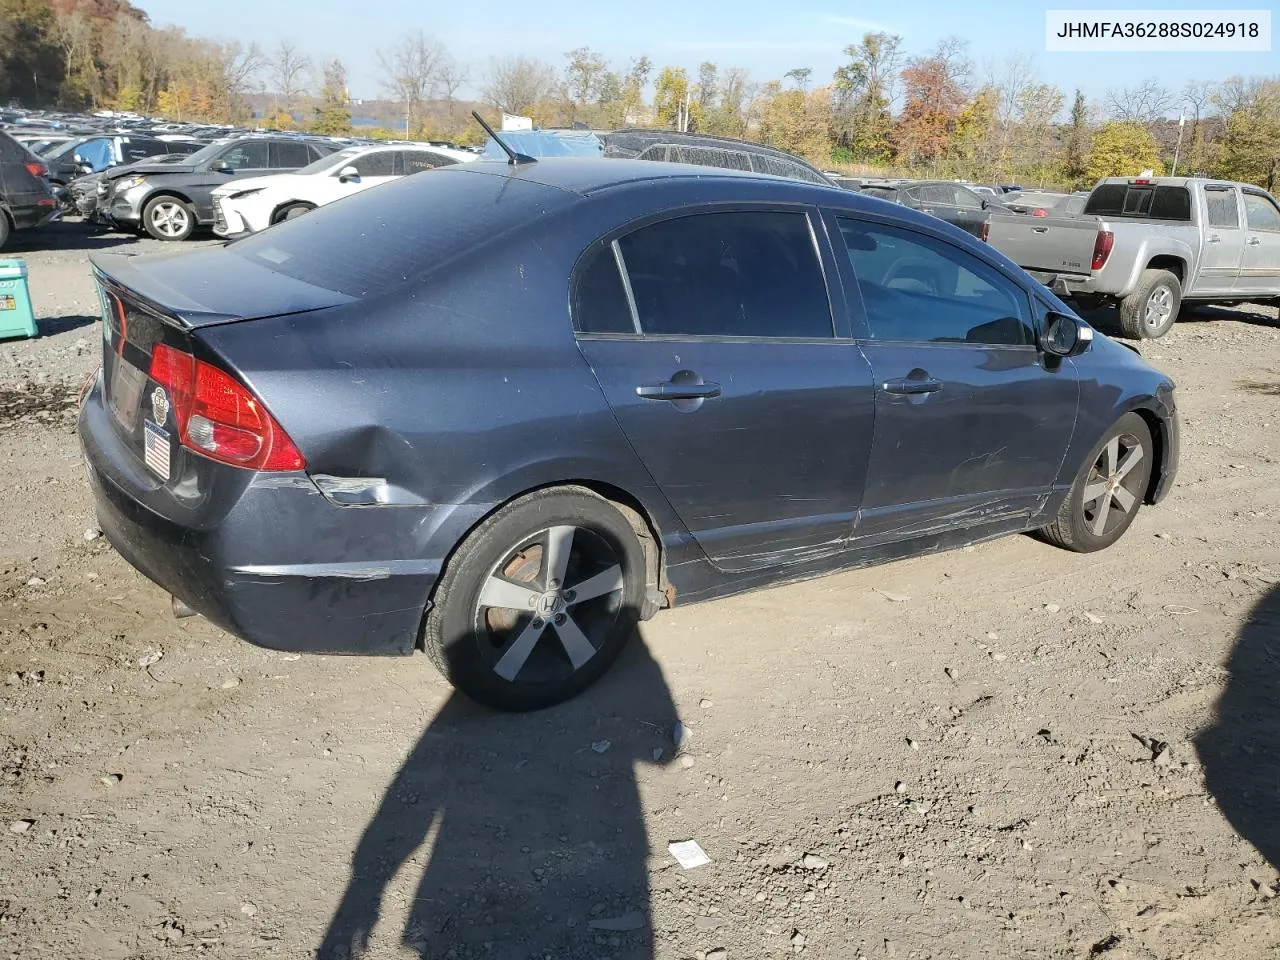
[801,853,829,870]
[679,755,696,770]
[221,677,241,690]
[9,819,34,834]
[240,902,258,917]
[590,740,611,754]
[83,528,100,541]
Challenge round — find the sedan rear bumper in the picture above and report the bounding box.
[77,379,462,656]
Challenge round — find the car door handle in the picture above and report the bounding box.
[636,381,722,401]
[1032,226,1048,233]
[1248,236,1262,245]
[883,377,943,395]
[1206,234,1221,243]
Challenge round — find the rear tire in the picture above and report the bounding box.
[0,212,10,251]
[1040,412,1153,553]
[1119,269,1181,339]
[422,487,648,712]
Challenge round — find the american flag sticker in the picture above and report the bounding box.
[144,419,171,481]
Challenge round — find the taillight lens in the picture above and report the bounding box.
[149,343,305,471]
[1090,230,1115,271]
[1032,208,1048,217]
[25,161,47,178]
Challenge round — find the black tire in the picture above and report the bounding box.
[141,195,195,241]
[1040,412,1153,553]
[273,202,315,224]
[1118,269,1181,339]
[0,212,10,251]
[422,487,647,711]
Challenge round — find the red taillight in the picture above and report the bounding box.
[149,343,305,472]
[980,221,990,243]
[25,161,47,178]
[1131,178,1151,185]
[1090,229,1115,271]
[1032,208,1048,217]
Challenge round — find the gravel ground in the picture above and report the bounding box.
[2,221,1280,960]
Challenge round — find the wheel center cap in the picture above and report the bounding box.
[536,592,564,617]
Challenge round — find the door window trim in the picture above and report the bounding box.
[570,202,851,343]
[823,208,1042,350]
[1203,183,1242,230]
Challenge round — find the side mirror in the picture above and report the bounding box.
[337,166,360,182]
[212,160,233,174]
[1042,311,1093,358]
[981,199,991,210]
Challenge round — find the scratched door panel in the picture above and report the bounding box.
[853,341,1079,543]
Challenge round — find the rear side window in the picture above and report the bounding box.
[272,141,311,168]
[573,244,635,334]
[402,151,456,173]
[349,151,395,177]
[1205,187,1240,229]
[838,218,1032,346]
[0,132,26,161]
[1243,192,1280,231]
[615,210,833,339]
[229,168,570,298]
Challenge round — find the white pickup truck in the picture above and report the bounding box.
[986,176,1280,338]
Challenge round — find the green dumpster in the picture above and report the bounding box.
[0,259,37,341]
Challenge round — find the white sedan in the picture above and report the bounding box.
[212,143,472,237]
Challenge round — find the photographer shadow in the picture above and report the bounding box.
[318,630,678,959]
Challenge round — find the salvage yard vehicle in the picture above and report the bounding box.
[101,136,342,241]
[856,179,993,239]
[211,143,471,237]
[0,131,59,249]
[79,155,1179,712]
[987,177,1280,338]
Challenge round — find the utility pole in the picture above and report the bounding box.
[1171,110,1186,177]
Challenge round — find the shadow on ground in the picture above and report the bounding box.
[37,314,98,336]
[1196,585,1280,870]
[318,631,678,960]
[7,220,138,253]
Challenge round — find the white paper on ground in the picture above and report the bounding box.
[668,839,711,869]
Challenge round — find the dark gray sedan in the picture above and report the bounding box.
[78,158,1179,710]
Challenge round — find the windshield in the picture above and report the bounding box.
[296,147,363,176]
[482,130,602,160]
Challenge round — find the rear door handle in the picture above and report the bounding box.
[636,381,722,401]
[1248,236,1262,246]
[1206,234,1221,243]
[883,377,943,395]
[1032,226,1048,233]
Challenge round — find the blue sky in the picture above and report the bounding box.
[136,0,1277,112]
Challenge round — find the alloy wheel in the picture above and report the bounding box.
[474,525,626,684]
[1144,286,1174,332]
[150,202,189,238]
[1081,433,1145,537]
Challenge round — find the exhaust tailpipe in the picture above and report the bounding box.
[171,596,198,619]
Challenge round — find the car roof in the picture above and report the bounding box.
[455,157,844,198]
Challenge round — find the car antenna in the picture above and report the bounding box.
[471,110,536,166]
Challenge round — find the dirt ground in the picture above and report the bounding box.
[2,221,1279,960]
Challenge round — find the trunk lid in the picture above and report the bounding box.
[985,213,1102,277]
[92,249,352,480]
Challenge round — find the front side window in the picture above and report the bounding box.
[952,186,984,209]
[837,218,1032,346]
[1205,186,1240,229]
[220,141,270,170]
[347,151,396,177]
[1243,192,1280,232]
[615,210,833,339]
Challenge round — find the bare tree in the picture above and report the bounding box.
[482,55,558,116]
[377,31,448,133]
[270,39,311,114]
[436,54,468,127]
[1106,78,1174,124]
[563,47,608,107]
[219,41,266,123]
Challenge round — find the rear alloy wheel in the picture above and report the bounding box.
[422,488,648,711]
[142,196,195,241]
[1119,269,1181,339]
[1040,412,1153,553]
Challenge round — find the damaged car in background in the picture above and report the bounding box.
[78,152,1179,712]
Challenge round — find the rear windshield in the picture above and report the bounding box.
[1084,183,1192,221]
[860,186,897,200]
[227,166,571,298]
